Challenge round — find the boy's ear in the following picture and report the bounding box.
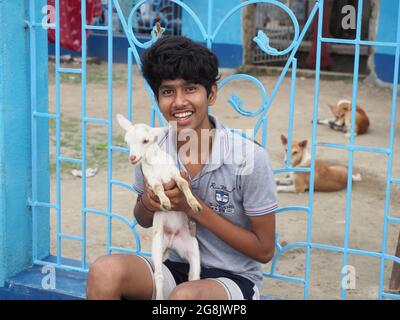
[116,114,132,131]
[208,84,218,106]
[280,134,288,146]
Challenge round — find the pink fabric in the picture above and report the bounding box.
[48,0,102,52]
[93,0,103,18]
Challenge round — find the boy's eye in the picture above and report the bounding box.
[161,89,173,96]
[186,86,197,92]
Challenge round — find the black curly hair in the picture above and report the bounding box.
[141,35,220,99]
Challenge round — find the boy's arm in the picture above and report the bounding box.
[188,198,276,264]
[144,166,277,263]
[134,175,178,228]
[142,186,275,263]
[134,194,157,228]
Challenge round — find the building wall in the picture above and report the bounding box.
[0,0,50,286]
[374,0,400,83]
[181,0,243,67]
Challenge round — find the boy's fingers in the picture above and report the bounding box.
[148,190,159,203]
[180,170,188,178]
[147,197,161,210]
[144,185,159,203]
[180,170,190,182]
[163,179,176,191]
[164,187,181,199]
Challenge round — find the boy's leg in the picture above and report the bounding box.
[169,279,229,300]
[86,254,154,300]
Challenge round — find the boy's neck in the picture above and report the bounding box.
[176,116,215,166]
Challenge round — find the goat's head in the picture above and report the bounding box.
[116,114,167,166]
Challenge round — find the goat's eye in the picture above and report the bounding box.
[143,139,149,144]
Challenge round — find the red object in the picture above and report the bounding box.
[93,0,103,18]
[306,2,333,69]
[48,0,102,52]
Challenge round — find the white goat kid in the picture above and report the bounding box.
[116,114,202,300]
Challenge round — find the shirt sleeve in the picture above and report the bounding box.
[132,164,144,196]
[240,146,278,216]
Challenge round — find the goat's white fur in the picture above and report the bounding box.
[116,114,202,300]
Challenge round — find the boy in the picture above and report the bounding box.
[87,36,277,300]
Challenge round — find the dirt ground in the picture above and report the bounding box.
[47,62,400,300]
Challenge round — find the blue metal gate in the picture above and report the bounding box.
[27,0,400,299]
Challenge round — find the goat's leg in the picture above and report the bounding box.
[153,183,171,211]
[175,177,202,212]
[173,234,201,281]
[187,241,201,281]
[152,213,165,300]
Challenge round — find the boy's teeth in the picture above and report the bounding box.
[174,112,193,118]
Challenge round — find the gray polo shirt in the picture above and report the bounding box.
[132,115,278,289]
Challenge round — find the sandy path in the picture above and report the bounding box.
[48,64,400,299]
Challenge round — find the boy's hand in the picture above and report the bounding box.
[142,170,199,216]
[141,171,184,212]
[163,170,199,215]
[141,175,170,212]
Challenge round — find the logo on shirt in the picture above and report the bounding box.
[215,190,229,205]
[210,182,235,215]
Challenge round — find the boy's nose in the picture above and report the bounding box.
[173,90,188,107]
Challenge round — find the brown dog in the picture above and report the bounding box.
[275,134,362,193]
[317,100,370,137]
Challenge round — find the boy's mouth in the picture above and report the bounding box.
[172,111,194,126]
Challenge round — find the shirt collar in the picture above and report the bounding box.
[162,114,232,174]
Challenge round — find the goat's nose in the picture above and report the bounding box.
[130,155,136,163]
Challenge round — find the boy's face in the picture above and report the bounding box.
[156,78,217,133]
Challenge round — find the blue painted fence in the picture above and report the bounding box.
[1,0,400,300]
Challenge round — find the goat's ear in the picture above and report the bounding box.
[116,114,132,131]
[299,140,308,149]
[280,134,288,146]
[148,127,168,142]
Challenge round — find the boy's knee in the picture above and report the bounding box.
[168,283,199,300]
[86,255,125,299]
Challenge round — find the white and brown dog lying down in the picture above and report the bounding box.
[317,100,370,138]
[275,135,362,193]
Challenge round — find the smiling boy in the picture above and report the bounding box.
[86,36,278,300]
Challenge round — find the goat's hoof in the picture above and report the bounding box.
[156,293,164,300]
[161,202,171,211]
[189,199,202,213]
